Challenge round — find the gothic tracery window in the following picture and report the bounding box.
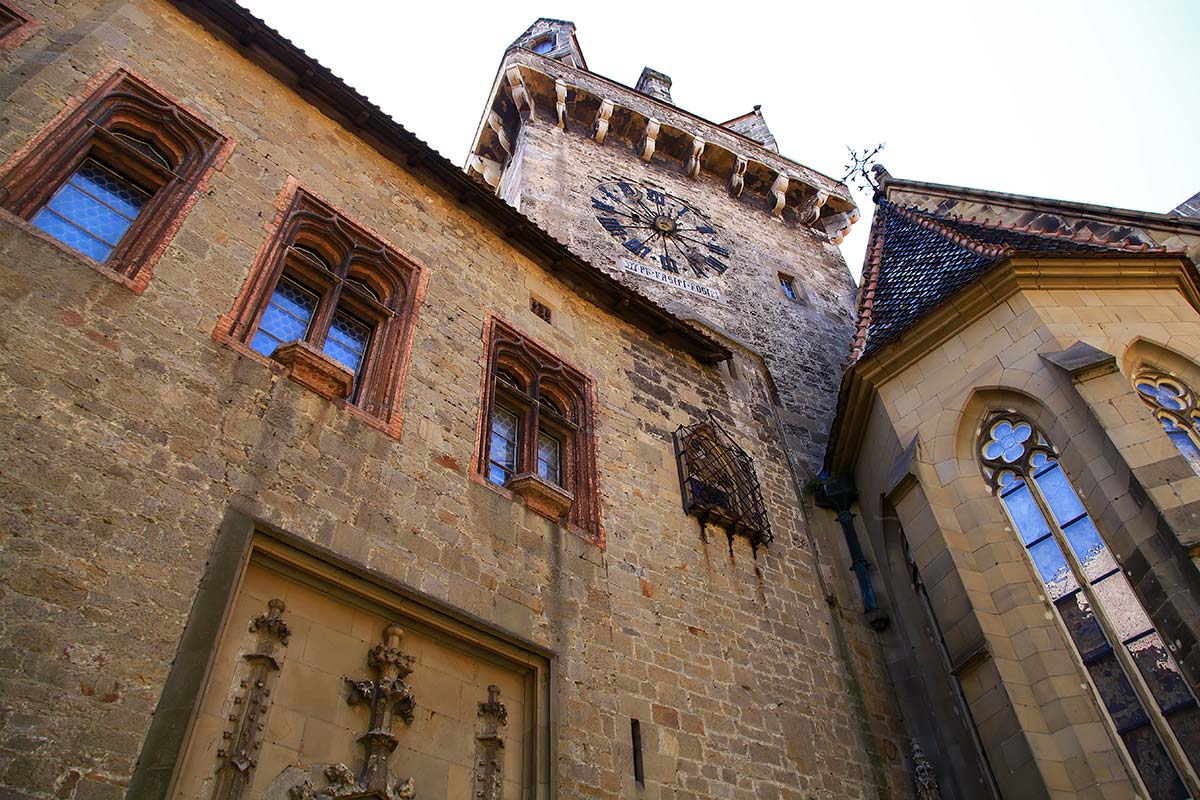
[1134,369,1200,475]
[979,413,1200,798]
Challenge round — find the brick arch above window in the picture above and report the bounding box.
[0,65,230,291]
[217,183,424,439]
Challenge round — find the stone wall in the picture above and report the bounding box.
[488,53,860,476]
[0,2,909,798]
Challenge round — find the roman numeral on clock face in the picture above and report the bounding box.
[598,217,626,236]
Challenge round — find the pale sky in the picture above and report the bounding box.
[239,0,1200,280]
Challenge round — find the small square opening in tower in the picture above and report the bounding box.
[530,296,553,324]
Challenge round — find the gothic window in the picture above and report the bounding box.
[0,1,35,50]
[478,319,599,540]
[979,413,1200,798]
[1134,369,1200,475]
[220,187,420,433]
[673,416,772,547]
[0,68,227,290]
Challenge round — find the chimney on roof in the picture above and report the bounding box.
[635,68,673,104]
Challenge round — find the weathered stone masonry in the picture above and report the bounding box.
[0,2,911,799]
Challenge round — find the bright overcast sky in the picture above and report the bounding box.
[239,0,1200,280]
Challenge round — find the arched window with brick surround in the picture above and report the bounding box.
[478,318,600,543]
[218,186,420,436]
[1134,368,1200,475]
[979,412,1200,798]
[0,67,227,291]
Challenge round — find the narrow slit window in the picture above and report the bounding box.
[779,273,798,301]
[631,718,645,787]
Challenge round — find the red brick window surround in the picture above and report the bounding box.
[0,1,36,50]
[477,318,601,543]
[0,67,228,292]
[218,186,421,437]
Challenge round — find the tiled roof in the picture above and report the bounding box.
[851,200,1172,359]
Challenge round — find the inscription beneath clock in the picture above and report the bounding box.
[621,257,722,302]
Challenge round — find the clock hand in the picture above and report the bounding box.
[667,237,707,278]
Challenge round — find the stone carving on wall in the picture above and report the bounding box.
[770,173,789,217]
[640,118,660,162]
[728,157,747,198]
[554,79,567,129]
[685,138,705,178]
[593,98,614,144]
[911,742,942,800]
[285,625,418,800]
[486,110,510,155]
[211,598,291,800]
[798,189,829,225]
[504,67,533,117]
[472,685,508,800]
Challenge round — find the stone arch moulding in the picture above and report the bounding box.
[950,385,1067,474]
[1123,336,1200,387]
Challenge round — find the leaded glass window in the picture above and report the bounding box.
[489,407,518,486]
[980,413,1200,797]
[536,431,561,485]
[31,159,150,262]
[1134,369,1200,475]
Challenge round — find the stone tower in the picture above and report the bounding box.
[468,18,862,472]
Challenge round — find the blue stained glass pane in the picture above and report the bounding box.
[1088,651,1149,731]
[488,463,509,485]
[259,303,310,343]
[1164,704,1200,773]
[1120,724,1189,800]
[324,312,369,374]
[1127,633,1193,711]
[31,208,113,261]
[1056,591,1108,658]
[46,184,132,245]
[1001,484,1051,545]
[1093,573,1154,644]
[537,431,560,485]
[1062,517,1116,583]
[1028,537,1077,599]
[272,280,319,320]
[71,160,147,219]
[1033,464,1087,526]
[1165,427,1200,475]
[250,329,283,356]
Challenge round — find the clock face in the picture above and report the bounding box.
[590,179,732,278]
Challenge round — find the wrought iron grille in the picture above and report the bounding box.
[673,415,772,546]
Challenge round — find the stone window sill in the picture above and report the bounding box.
[506,472,574,522]
[271,340,354,401]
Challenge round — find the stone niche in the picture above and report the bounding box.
[169,535,549,800]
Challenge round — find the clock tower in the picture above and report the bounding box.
[468,18,862,472]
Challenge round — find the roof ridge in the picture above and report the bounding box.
[938,210,1172,254]
[888,203,1010,259]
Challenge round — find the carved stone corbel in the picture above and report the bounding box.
[798,189,828,225]
[770,173,789,217]
[640,118,660,162]
[468,154,503,190]
[504,67,534,117]
[593,99,614,144]
[486,110,510,155]
[825,210,854,244]
[728,157,747,197]
[685,138,705,178]
[212,599,291,800]
[472,685,508,800]
[554,79,567,129]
